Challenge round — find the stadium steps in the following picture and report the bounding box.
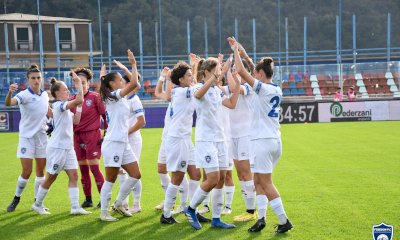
[355,73,369,99]
[310,75,322,100]
[385,72,400,97]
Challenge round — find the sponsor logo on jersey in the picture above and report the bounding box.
[372,223,393,240]
[53,164,59,171]
[113,156,119,162]
[86,99,93,107]
[205,156,211,163]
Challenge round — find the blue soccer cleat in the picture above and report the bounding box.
[184,207,202,230]
[211,218,236,229]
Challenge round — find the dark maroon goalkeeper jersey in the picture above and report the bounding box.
[70,91,108,132]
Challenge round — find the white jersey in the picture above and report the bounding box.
[15,88,49,138]
[220,104,231,140]
[250,79,282,140]
[48,101,74,149]
[193,83,226,142]
[161,103,172,140]
[167,87,194,138]
[127,94,144,140]
[104,89,130,143]
[224,84,253,138]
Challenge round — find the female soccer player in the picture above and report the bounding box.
[99,50,141,221]
[70,67,106,208]
[184,57,239,230]
[32,73,90,215]
[228,37,293,233]
[5,64,50,212]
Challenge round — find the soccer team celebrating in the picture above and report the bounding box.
[5,38,293,234]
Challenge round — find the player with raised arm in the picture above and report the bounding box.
[228,37,293,234]
[5,64,50,212]
[32,72,90,215]
[99,50,141,221]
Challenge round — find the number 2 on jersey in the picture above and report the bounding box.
[268,96,281,118]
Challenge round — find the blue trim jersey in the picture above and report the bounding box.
[48,100,74,149]
[167,87,194,138]
[127,94,145,139]
[250,79,282,140]
[104,89,130,143]
[15,88,49,138]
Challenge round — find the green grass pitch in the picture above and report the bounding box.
[0,121,399,240]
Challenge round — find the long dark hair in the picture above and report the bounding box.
[100,72,119,103]
[255,57,274,79]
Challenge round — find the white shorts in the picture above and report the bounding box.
[195,141,229,170]
[129,136,142,163]
[165,136,193,172]
[226,140,234,170]
[17,132,47,159]
[230,136,250,160]
[102,140,137,168]
[249,138,282,174]
[157,139,167,165]
[46,146,78,174]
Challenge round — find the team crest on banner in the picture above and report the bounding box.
[86,99,92,107]
[372,223,393,240]
[205,156,211,163]
[113,156,119,162]
[53,164,59,171]
[21,147,27,154]
[180,161,186,168]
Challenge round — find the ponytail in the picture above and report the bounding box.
[100,72,119,103]
[255,57,274,79]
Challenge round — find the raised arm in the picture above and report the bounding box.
[117,49,139,97]
[238,43,255,74]
[155,67,171,101]
[228,37,255,87]
[5,83,19,106]
[67,70,84,110]
[222,69,240,109]
[194,74,218,100]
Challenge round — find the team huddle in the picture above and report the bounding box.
[5,38,293,234]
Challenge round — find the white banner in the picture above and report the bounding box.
[317,101,397,122]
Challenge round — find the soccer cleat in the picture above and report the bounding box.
[71,207,92,215]
[233,212,257,222]
[171,205,184,215]
[275,219,293,233]
[100,214,119,222]
[128,205,142,214]
[154,201,164,211]
[196,213,211,223]
[198,205,210,214]
[81,199,93,208]
[31,204,50,215]
[34,198,49,211]
[160,214,180,224]
[221,206,232,215]
[211,218,236,229]
[184,207,202,230]
[248,217,266,232]
[96,202,101,208]
[7,197,20,212]
[112,204,132,217]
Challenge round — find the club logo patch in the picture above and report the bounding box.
[205,156,211,163]
[86,99,92,107]
[21,147,27,154]
[113,156,119,163]
[372,223,393,240]
[53,164,59,171]
[93,152,98,156]
[180,161,187,168]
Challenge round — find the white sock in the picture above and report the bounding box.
[68,187,80,210]
[179,177,188,208]
[132,180,142,207]
[115,177,138,207]
[202,192,211,206]
[163,184,179,218]
[269,197,288,224]
[189,186,209,209]
[34,177,44,199]
[188,179,200,201]
[224,185,235,208]
[15,176,28,197]
[211,188,223,219]
[35,185,49,207]
[256,195,268,220]
[118,174,129,206]
[239,180,247,207]
[100,181,114,215]
[244,180,256,210]
[158,173,170,194]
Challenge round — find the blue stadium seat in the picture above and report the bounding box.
[283,89,291,96]
[297,88,306,95]
[289,82,297,89]
[291,89,299,95]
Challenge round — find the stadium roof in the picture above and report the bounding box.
[0,13,91,23]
